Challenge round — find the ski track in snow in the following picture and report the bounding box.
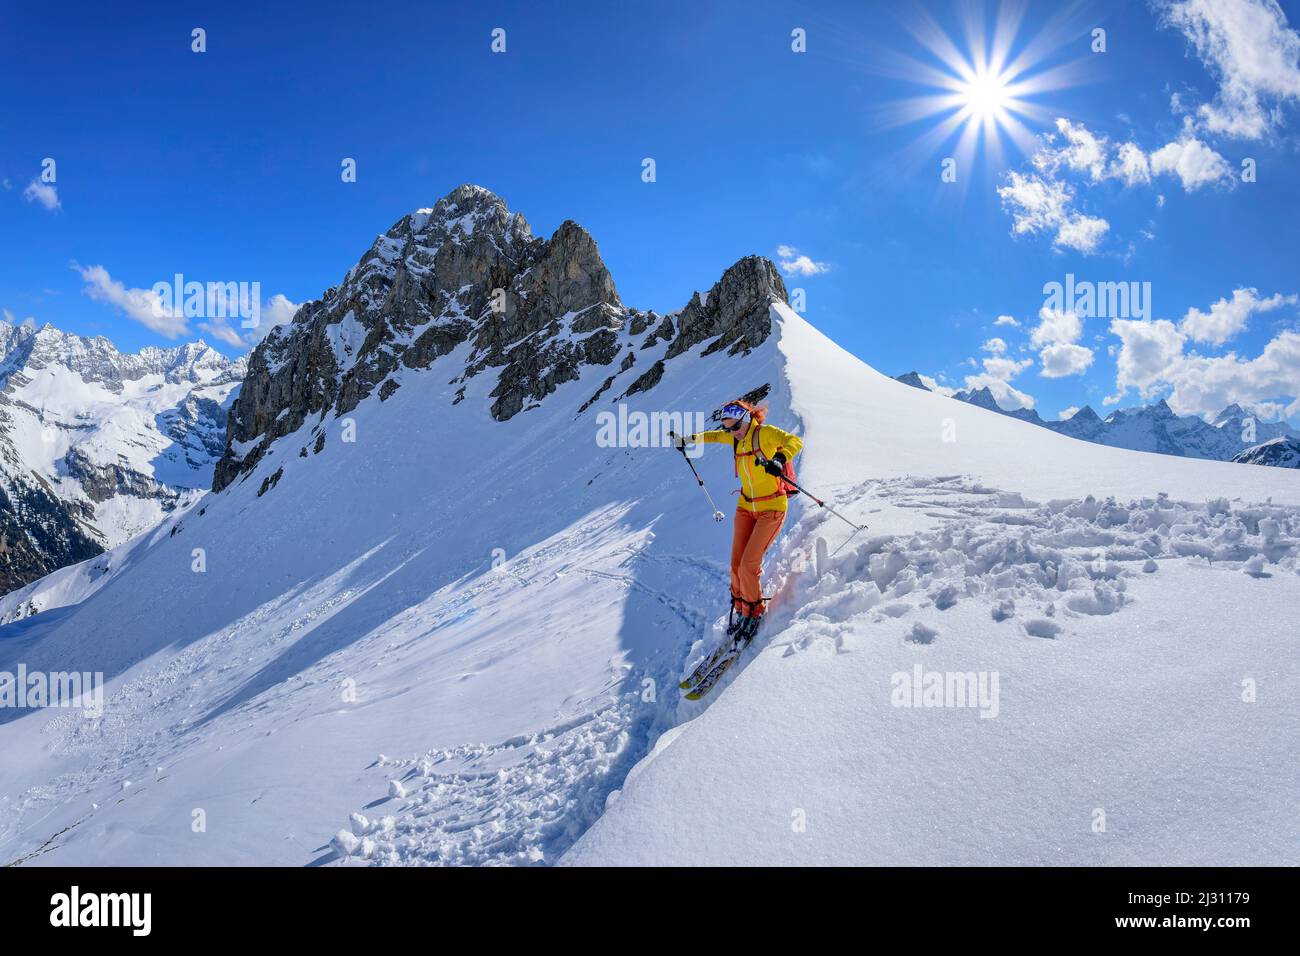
[325,542,714,866]
[327,473,1299,866]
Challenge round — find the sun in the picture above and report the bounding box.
[959,69,1013,120]
[875,2,1093,177]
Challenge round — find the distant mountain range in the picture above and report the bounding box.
[0,320,244,592]
[895,372,1300,468]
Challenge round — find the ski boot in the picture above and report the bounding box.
[725,603,745,640]
[735,611,763,644]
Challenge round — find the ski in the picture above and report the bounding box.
[679,639,738,690]
[707,383,770,423]
[680,593,775,691]
[683,634,754,700]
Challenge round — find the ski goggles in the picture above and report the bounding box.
[719,403,748,427]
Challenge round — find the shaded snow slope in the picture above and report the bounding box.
[562,305,1300,866]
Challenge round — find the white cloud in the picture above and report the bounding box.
[964,374,1036,410]
[962,350,1036,410]
[994,314,1020,327]
[1165,331,1300,416]
[199,319,247,347]
[1059,406,1081,420]
[262,293,301,327]
[249,293,301,342]
[998,171,1070,235]
[1031,307,1084,348]
[1031,307,1093,377]
[1110,318,1188,398]
[981,337,1008,354]
[1104,313,1300,422]
[996,171,1109,255]
[75,264,189,338]
[75,264,297,347]
[1179,287,1297,345]
[1110,142,1153,185]
[23,180,60,212]
[1,178,12,190]
[3,308,33,326]
[1160,0,1300,140]
[1250,399,1288,420]
[917,372,956,396]
[1040,343,1096,377]
[201,286,300,346]
[1035,118,1110,181]
[776,245,830,276]
[1149,136,1235,190]
[1000,116,1232,253]
[1054,214,1111,254]
[980,355,1034,381]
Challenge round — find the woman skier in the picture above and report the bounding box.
[674,399,803,641]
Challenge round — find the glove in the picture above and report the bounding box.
[763,453,786,477]
[668,430,688,451]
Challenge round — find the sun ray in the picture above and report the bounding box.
[883,0,1090,179]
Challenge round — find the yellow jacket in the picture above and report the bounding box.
[688,422,804,514]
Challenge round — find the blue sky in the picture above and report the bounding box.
[4,0,1299,423]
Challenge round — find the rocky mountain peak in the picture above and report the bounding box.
[213,191,789,492]
[400,184,533,249]
[1213,403,1247,425]
[960,386,1001,410]
[666,255,787,360]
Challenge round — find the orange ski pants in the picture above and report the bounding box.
[730,508,785,617]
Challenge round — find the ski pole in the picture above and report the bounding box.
[783,476,862,530]
[786,475,868,556]
[755,454,862,532]
[669,432,725,522]
[754,454,866,554]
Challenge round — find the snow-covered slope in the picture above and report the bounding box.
[1,189,1295,867]
[565,308,1300,866]
[0,321,244,594]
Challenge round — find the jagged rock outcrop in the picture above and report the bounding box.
[0,478,103,595]
[215,185,789,492]
[665,257,787,359]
